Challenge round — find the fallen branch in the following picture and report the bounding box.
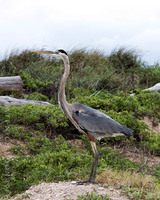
[130,83,160,96]
[0,76,23,92]
[0,96,54,106]
[143,83,160,92]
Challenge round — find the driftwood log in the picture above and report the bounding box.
[0,76,23,92]
[143,83,160,93]
[130,83,160,96]
[0,96,53,106]
[0,76,53,106]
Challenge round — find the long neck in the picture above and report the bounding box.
[58,56,71,115]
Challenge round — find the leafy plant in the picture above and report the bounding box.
[26,92,49,101]
[8,145,25,156]
[77,192,109,200]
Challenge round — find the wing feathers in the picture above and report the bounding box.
[72,103,132,139]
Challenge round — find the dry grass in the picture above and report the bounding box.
[96,168,160,199]
[97,168,154,189]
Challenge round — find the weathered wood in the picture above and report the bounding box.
[0,96,54,106]
[130,83,160,96]
[143,83,160,93]
[0,76,23,92]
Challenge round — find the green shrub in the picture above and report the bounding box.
[8,145,25,156]
[3,124,33,140]
[141,131,160,155]
[77,192,109,200]
[0,48,160,94]
[26,92,49,101]
[27,137,53,154]
[138,64,160,88]
[0,136,92,196]
[1,89,160,154]
[0,135,158,197]
[1,104,68,128]
[108,47,141,71]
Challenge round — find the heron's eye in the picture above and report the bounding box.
[75,111,79,116]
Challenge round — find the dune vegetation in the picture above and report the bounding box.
[0,48,160,199]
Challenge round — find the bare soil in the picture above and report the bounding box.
[10,182,129,200]
[142,116,160,135]
[0,134,26,159]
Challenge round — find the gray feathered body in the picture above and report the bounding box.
[71,103,132,140]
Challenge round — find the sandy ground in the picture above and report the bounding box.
[11,182,129,200]
[142,116,160,135]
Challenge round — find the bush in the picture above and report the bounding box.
[108,47,141,71]
[141,131,160,155]
[1,104,68,128]
[1,47,160,94]
[77,192,109,200]
[26,92,49,101]
[0,136,92,196]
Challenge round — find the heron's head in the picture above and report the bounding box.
[32,49,68,59]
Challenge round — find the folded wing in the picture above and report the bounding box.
[72,103,132,140]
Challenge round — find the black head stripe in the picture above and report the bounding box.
[58,49,68,55]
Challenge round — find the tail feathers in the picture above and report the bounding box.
[121,125,132,136]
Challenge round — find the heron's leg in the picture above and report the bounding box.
[88,157,95,182]
[77,141,99,185]
[90,141,99,183]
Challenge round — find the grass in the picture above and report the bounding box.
[0,47,160,94]
[96,168,160,199]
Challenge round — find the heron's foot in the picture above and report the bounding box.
[76,180,94,185]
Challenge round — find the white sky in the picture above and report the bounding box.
[1,0,160,64]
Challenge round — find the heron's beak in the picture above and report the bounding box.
[32,50,56,55]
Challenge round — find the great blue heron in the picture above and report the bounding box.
[32,49,132,184]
